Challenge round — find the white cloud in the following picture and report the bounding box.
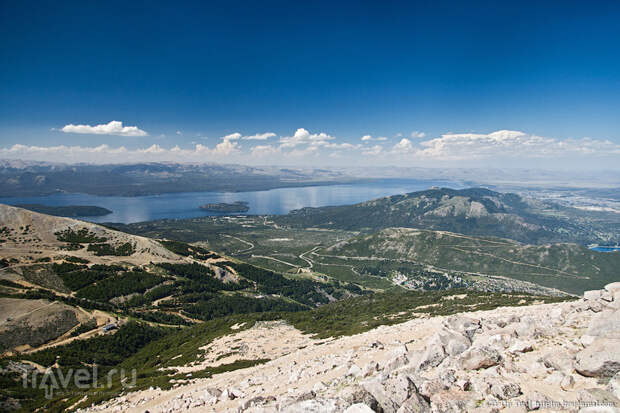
[361,135,387,142]
[3,128,619,167]
[279,128,335,148]
[243,132,276,140]
[176,130,182,135]
[251,145,280,157]
[222,132,242,141]
[390,129,620,161]
[138,144,165,154]
[323,142,361,150]
[211,136,240,155]
[60,121,148,137]
[363,145,383,156]
[393,138,415,153]
[410,131,426,139]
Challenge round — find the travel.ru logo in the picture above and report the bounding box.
[23,366,137,399]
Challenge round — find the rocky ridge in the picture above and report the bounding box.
[80,283,620,413]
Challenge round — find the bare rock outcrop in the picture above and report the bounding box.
[77,283,620,413]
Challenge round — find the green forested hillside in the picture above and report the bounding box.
[323,228,620,294]
[275,188,620,245]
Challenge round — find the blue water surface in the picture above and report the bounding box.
[589,246,620,252]
[0,179,460,224]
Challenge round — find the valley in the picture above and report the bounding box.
[0,186,618,412]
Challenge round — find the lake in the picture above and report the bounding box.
[0,179,461,224]
[589,246,620,252]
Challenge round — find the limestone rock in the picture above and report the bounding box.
[584,290,602,301]
[442,316,481,340]
[429,389,474,413]
[608,372,620,399]
[339,385,381,412]
[577,388,620,410]
[280,398,338,413]
[417,335,447,371]
[384,354,409,373]
[344,403,376,413]
[490,380,521,400]
[575,339,620,378]
[586,310,620,339]
[362,375,418,413]
[508,340,534,354]
[460,346,502,370]
[395,393,431,413]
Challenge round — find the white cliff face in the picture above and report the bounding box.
[80,283,620,413]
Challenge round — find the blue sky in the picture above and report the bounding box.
[1,0,619,168]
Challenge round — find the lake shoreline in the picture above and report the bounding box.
[0,179,462,224]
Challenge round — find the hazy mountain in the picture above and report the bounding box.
[0,161,360,196]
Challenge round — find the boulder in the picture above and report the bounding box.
[442,316,481,340]
[584,290,602,301]
[280,398,338,413]
[344,404,376,413]
[417,335,447,371]
[362,362,380,377]
[586,310,620,339]
[362,375,418,413]
[418,378,447,399]
[561,374,575,391]
[490,380,521,400]
[542,349,575,374]
[384,354,409,373]
[395,394,431,413]
[460,346,502,370]
[577,388,620,410]
[524,391,554,411]
[607,372,620,399]
[508,340,534,354]
[436,327,473,356]
[429,389,474,413]
[313,381,327,393]
[605,283,620,296]
[575,339,620,378]
[347,365,363,378]
[339,385,382,412]
[514,316,536,338]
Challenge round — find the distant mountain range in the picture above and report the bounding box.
[276,187,620,245]
[0,161,361,197]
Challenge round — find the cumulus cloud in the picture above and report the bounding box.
[393,138,415,153]
[3,128,619,167]
[361,135,387,142]
[222,132,242,141]
[410,130,426,139]
[251,145,280,157]
[413,130,620,160]
[243,132,276,140]
[60,121,148,137]
[363,145,383,156]
[279,128,335,148]
[383,129,620,163]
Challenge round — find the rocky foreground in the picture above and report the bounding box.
[82,284,620,413]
